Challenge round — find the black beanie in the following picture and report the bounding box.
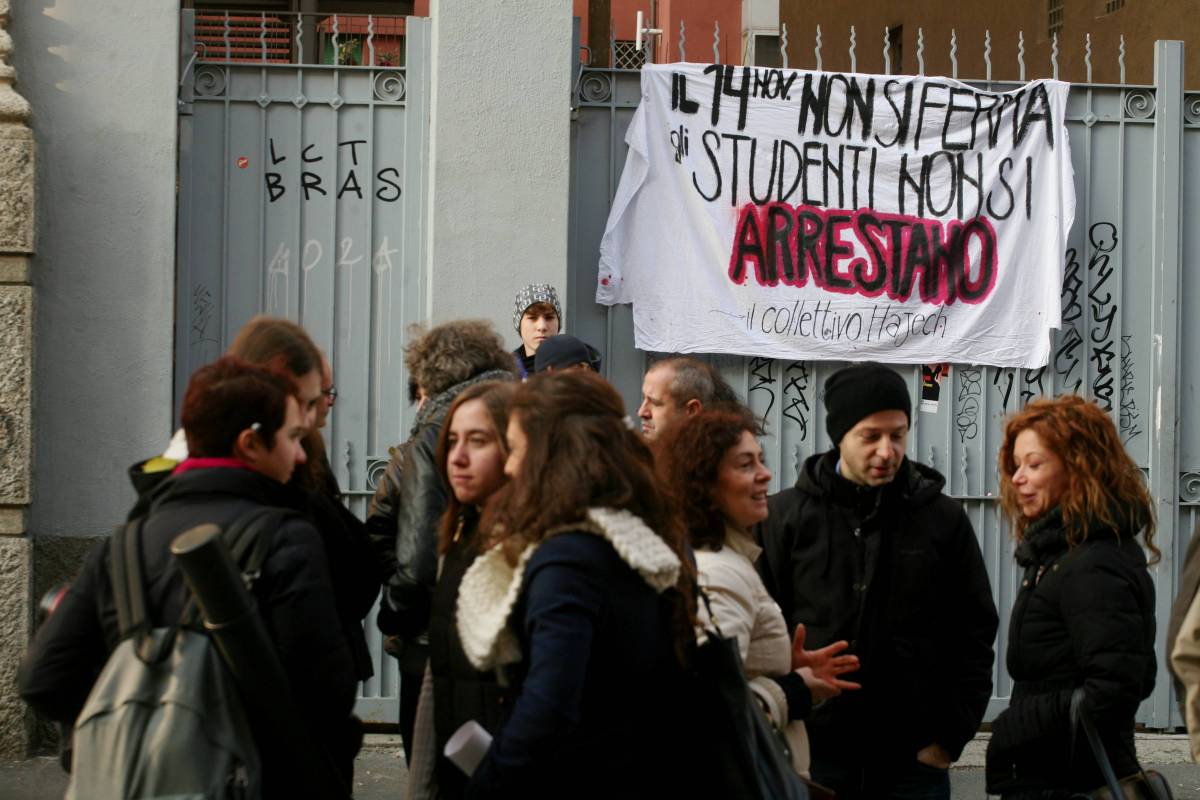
[824,363,911,444]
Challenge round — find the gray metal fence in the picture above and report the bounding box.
[569,29,1197,729]
[175,10,429,722]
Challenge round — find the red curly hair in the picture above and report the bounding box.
[656,407,761,551]
[998,395,1158,562]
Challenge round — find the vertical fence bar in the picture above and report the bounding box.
[917,28,925,75]
[678,20,685,63]
[815,25,822,71]
[1018,31,1026,81]
[950,29,958,79]
[985,30,992,83]
[1120,35,1127,84]
[849,26,856,73]
[1085,33,1092,83]
[780,22,788,70]
[1051,32,1059,80]
[367,15,375,67]
[883,26,891,75]
[713,21,720,64]
[1147,39,1185,729]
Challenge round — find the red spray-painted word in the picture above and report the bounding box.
[728,203,998,305]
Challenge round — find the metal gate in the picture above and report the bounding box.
[569,32,1197,728]
[175,10,428,722]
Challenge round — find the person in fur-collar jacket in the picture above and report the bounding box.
[985,396,1158,799]
[366,320,516,760]
[455,370,696,800]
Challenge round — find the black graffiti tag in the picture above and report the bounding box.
[992,367,1015,412]
[782,361,811,440]
[1086,222,1118,410]
[955,367,982,442]
[1119,335,1143,443]
[749,357,776,419]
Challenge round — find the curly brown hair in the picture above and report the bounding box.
[405,320,516,400]
[998,394,1158,562]
[435,381,517,555]
[656,407,761,551]
[479,370,697,654]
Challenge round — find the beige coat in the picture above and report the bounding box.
[696,527,810,776]
[1172,589,1200,762]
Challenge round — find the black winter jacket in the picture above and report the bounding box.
[126,442,381,681]
[759,451,999,765]
[985,508,1156,798]
[367,369,515,670]
[18,466,359,796]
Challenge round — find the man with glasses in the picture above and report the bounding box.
[317,354,337,429]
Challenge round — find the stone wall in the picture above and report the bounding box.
[0,0,33,760]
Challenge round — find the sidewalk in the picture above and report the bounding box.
[3,734,1199,799]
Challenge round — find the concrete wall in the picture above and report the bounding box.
[425,0,571,346]
[12,2,178,539]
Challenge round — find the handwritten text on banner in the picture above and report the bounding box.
[597,63,1075,367]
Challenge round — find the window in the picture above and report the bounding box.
[1048,0,1064,38]
[886,25,903,74]
[612,40,646,70]
[751,35,782,68]
[1104,0,1126,12]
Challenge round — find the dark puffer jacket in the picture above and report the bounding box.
[18,466,359,796]
[985,508,1156,798]
[758,451,999,766]
[367,368,515,670]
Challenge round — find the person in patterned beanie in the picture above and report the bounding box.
[511,283,561,378]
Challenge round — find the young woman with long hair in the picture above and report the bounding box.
[406,381,516,800]
[454,370,696,799]
[985,395,1158,799]
[656,408,861,779]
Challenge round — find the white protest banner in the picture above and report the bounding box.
[597,64,1075,367]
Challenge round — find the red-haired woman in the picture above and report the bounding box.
[657,408,861,778]
[454,370,695,799]
[986,395,1158,799]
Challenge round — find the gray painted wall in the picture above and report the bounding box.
[425,0,572,347]
[12,2,178,537]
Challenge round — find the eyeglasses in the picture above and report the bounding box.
[322,386,338,404]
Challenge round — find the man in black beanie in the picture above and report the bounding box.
[758,363,998,800]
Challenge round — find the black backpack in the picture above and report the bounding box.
[67,507,291,800]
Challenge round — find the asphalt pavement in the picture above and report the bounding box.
[4,734,1200,799]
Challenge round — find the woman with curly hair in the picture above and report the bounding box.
[656,408,861,779]
[453,370,696,799]
[985,395,1159,799]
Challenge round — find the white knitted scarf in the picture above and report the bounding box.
[455,507,682,672]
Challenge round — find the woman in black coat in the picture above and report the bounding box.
[453,370,697,800]
[405,380,516,800]
[985,395,1159,799]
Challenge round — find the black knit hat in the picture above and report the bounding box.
[534,335,600,373]
[823,363,911,444]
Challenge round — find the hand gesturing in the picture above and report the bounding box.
[791,623,862,703]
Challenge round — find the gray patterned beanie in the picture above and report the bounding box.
[512,284,562,332]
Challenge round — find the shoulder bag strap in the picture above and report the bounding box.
[111,518,148,639]
[1070,688,1130,798]
[176,506,293,628]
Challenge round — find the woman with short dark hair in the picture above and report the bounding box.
[986,395,1158,799]
[454,370,694,799]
